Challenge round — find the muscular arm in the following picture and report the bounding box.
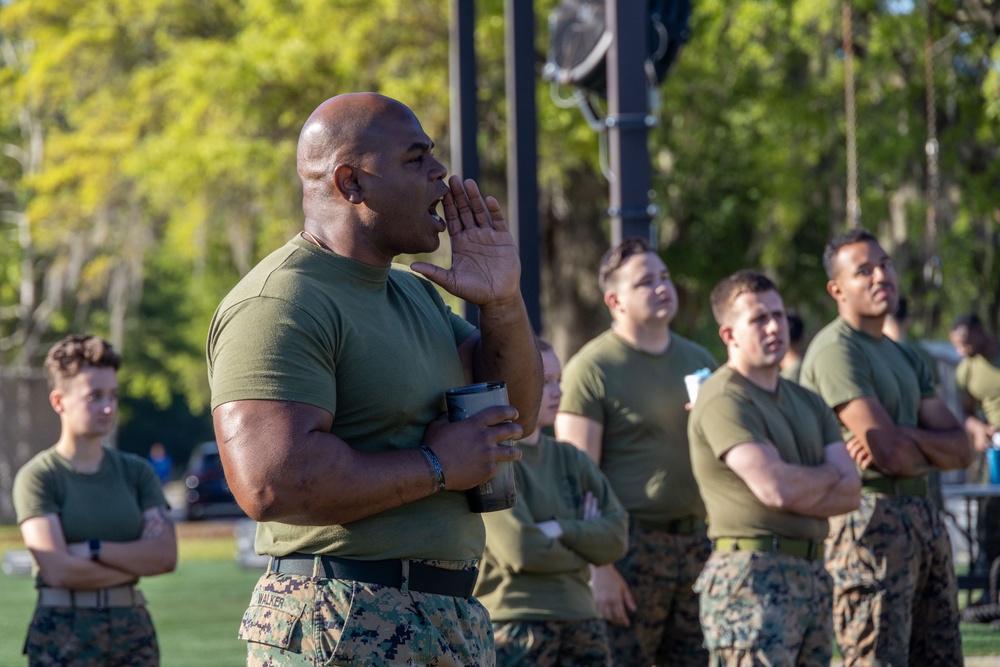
[896,396,973,471]
[213,399,522,525]
[554,413,604,464]
[835,397,931,476]
[796,442,862,517]
[723,441,855,518]
[20,514,162,590]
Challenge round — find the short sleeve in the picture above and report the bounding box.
[12,461,58,525]
[805,340,872,410]
[559,355,607,424]
[132,458,169,511]
[696,392,768,460]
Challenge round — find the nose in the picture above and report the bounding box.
[429,155,447,181]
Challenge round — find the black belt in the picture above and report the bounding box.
[862,477,928,497]
[269,553,478,598]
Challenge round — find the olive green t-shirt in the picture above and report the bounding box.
[800,317,935,483]
[956,351,1000,427]
[688,366,842,540]
[207,236,479,561]
[476,433,628,622]
[559,329,717,527]
[13,446,167,585]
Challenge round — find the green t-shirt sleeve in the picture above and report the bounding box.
[696,391,767,459]
[896,342,936,399]
[130,457,169,511]
[12,461,57,524]
[208,296,338,414]
[805,340,872,410]
[818,395,844,444]
[559,356,606,423]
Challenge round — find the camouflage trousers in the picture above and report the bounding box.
[24,604,159,666]
[694,550,833,667]
[826,493,961,667]
[493,618,611,667]
[240,562,493,667]
[607,523,710,667]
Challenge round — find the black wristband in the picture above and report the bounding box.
[88,538,102,562]
[419,445,447,492]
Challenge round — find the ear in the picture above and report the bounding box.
[332,164,364,204]
[49,390,63,414]
[719,324,735,346]
[603,290,619,313]
[826,279,841,302]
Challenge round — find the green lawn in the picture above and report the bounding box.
[0,525,260,667]
[4,525,1000,664]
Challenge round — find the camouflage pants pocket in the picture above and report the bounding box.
[239,575,313,654]
[695,551,758,651]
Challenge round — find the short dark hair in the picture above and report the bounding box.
[598,237,653,292]
[823,228,878,280]
[710,270,779,325]
[951,312,983,333]
[786,310,804,343]
[44,334,121,391]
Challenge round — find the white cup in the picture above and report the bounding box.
[684,368,711,405]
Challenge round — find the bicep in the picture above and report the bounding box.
[722,441,782,492]
[835,396,898,443]
[555,413,604,464]
[20,514,68,554]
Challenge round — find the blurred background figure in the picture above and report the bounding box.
[477,339,628,667]
[13,334,177,666]
[779,310,805,383]
[147,442,173,486]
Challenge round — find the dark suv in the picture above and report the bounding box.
[183,441,244,520]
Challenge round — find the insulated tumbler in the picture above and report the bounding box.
[445,381,517,512]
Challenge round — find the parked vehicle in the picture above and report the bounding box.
[183,441,244,520]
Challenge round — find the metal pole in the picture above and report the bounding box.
[505,0,541,333]
[605,0,655,247]
[450,0,480,325]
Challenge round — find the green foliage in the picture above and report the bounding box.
[0,0,998,432]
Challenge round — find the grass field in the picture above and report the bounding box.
[3,523,1000,665]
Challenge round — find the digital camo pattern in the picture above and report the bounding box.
[493,618,611,667]
[826,493,962,667]
[607,525,710,667]
[241,570,493,667]
[25,606,159,666]
[695,549,833,667]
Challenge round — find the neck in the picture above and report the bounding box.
[728,358,780,392]
[613,320,672,354]
[841,309,886,338]
[54,434,105,472]
[303,219,392,267]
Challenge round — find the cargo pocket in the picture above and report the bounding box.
[696,552,759,650]
[238,584,309,651]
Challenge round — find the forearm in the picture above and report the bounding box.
[241,442,436,525]
[772,462,842,514]
[899,424,973,471]
[97,536,177,577]
[796,474,862,518]
[32,551,138,590]
[557,512,629,565]
[864,432,932,476]
[474,295,542,434]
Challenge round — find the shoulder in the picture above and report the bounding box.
[670,333,718,364]
[14,448,59,484]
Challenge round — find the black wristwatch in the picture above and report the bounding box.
[88,538,102,562]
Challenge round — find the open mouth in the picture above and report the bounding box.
[428,197,446,230]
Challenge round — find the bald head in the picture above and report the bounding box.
[297,93,417,213]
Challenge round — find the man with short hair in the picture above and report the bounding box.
[556,237,717,666]
[689,270,860,666]
[801,228,972,666]
[207,93,542,666]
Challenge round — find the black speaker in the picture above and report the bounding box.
[544,0,692,96]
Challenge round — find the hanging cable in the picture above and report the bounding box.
[842,0,861,229]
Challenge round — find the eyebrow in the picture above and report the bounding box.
[406,140,434,155]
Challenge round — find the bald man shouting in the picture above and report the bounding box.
[207,93,541,666]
